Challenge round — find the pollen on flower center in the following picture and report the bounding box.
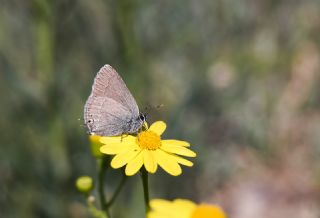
[191,204,225,218]
[137,131,161,150]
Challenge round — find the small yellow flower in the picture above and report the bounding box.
[99,121,196,176]
[148,199,227,218]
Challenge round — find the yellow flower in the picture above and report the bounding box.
[148,199,227,218]
[99,121,196,176]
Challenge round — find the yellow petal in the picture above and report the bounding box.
[100,135,136,144]
[149,199,192,218]
[161,143,196,157]
[143,150,157,173]
[161,139,190,147]
[125,152,144,176]
[173,199,197,215]
[100,143,135,155]
[172,155,194,167]
[111,149,140,168]
[154,150,182,176]
[149,121,166,136]
[193,204,227,218]
[100,136,122,144]
[150,199,172,211]
[147,211,168,218]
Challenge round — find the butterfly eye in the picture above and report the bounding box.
[87,119,93,124]
[139,114,145,121]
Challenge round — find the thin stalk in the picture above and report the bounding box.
[107,172,127,208]
[140,168,150,213]
[98,156,111,217]
[87,196,109,218]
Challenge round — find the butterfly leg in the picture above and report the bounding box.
[120,134,129,142]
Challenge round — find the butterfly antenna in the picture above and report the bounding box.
[155,104,164,109]
[143,104,152,114]
[142,103,164,114]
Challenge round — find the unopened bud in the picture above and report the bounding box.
[89,135,104,158]
[76,176,93,193]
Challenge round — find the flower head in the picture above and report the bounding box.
[99,121,196,176]
[148,199,227,218]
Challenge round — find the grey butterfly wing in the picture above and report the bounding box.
[84,65,140,136]
[84,96,134,136]
[91,65,139,114]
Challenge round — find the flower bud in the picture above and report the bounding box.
[76,176,93,193]
[89,135,104,158]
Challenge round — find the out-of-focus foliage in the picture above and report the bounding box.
[1,0,320,218]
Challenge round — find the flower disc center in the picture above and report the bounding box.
[191,204,225,218]
[137,131,161,150]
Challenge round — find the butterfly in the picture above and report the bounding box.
[84,65,145,136]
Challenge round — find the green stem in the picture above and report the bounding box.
[87,198,109,218]
[98,157,111,217]
[107,172,127,208]
[140,168,150,213]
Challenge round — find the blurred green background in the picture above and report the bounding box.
[1,0,320,218]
